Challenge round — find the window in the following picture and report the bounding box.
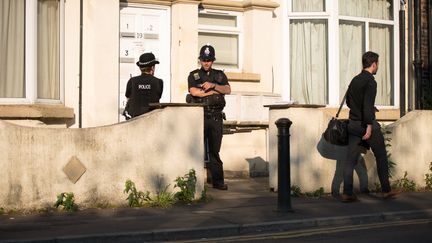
[0,0,63,103]
[198,10,242,70]
[288,2,328,105]
[292,0,325,12]
[286,0,397,106]
[339,0,394,105]
[290,19,328,104]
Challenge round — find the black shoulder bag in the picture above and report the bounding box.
[323,91,348,146]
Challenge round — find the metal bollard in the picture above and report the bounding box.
[275,118,293,212]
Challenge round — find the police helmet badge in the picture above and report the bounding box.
[204,47,210,56]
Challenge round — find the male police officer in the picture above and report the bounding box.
[123,52,163,119]
[187,45,231,190]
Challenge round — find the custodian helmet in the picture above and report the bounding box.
[199,44,216,61]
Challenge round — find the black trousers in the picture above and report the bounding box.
[204,113,224,186]
[343,120,391,195]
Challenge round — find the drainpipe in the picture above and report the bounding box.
[400,0,406,117]
[79,0,83,128]
[429,0,432,93]
[413,0,422,109]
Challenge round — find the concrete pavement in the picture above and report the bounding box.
[1,177,431,242]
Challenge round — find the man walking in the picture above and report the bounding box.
[187,44,231,190]
[342,51,399,202]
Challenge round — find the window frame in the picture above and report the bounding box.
[0,0,64,105]
[283,0,400,108]
[197,9,243,71]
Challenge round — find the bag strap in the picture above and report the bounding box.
[336,89,348,118]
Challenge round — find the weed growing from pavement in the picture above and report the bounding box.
[381,125,396,179]
[425,162,432,190]
[392,171,417,191]
[147,185,175,208]
[0,207,4,214]
[124,179,151,207]
[305,187,325,198]
[174,169,197,203]
[290,185,325,198]
[198,185,212,202]
[54,192,78,211]
[290,185,302,197]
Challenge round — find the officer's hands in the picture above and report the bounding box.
[201,82,216,92]
[362,124,372,140]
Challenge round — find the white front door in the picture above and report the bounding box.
[119,5,170,120]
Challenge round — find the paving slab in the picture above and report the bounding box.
[1,178,431,242]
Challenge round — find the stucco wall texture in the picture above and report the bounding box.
[269,108,432,193]
[0,107,204,210]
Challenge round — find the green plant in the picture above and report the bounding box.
[305,187,324,198]
[372,182,382,192]
[174,169,197,203]
[147,185,175,208]
[381,125,396,179]
[124,179,150,207]
[198,185,212,202]
[392,171,417,191]
[290,185,303,197]
[0,207,4,214]
[54,192,78,211]
[425,162,432,190]
[423,92,432,110]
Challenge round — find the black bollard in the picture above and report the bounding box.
[275,118,293,212]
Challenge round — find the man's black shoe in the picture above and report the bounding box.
[213,184,228,190]
[341,194,358,203]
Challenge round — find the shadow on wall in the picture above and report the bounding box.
[246,157,269,177]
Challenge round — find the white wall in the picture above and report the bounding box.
[0,107,204,210]
[81,0,119,127]
[386,111,432,187]
[269,108,432,192]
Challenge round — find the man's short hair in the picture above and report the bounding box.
[362,51,379,69]
[140,66,153,73]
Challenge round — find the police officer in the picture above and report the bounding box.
[187,44,231,190]
[123,52,163,119]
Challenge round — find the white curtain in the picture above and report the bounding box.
[0,0,25,98]
[339,0,392,20]
[339,21,364,101]
[290,20,327,104]
[37,0,60,99]
[370,24,392,105]
[292,0,325,12]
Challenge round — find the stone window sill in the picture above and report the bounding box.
[226,72,261,82]
[0,104,75,119]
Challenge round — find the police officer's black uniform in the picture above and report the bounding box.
[124,53,163,119]
[187,45,229,190]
